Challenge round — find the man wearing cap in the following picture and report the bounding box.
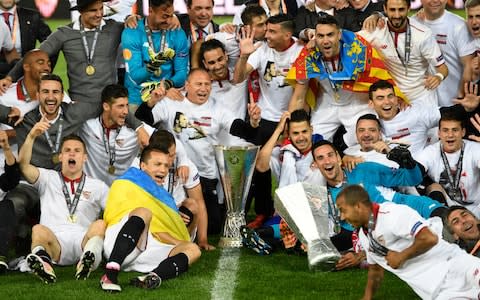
[0,0,123,117]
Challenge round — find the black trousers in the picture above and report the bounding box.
[200,177,224,235]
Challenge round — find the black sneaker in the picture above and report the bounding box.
[240,225,272,255]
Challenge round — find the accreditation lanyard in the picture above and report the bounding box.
[44,113,64,157]
[390,23,411,76]
[79,18,100,68]
[58,172,86,217]
[440,142,469,204]
[145,18,166,54]
[101,117,121,169]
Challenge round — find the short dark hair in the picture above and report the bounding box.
[140,145,170,164]
[149,129,176,152]
[337,184,372,206]
[316,14,339,29]
[286,109,311,130]
[267,14,295,34]
[241,5,267,25]
[101,84,128,105]
[199,39,226,68]
[149,0,173,7]
[368,80,394,100]
[39,74,64,93]
[443,205,476,234]
[384,0,411,9]
[356,113,381,130]
[187,0,214,8]
[60,134,86,153]
[439,110,465,129]
[312,139,337,157]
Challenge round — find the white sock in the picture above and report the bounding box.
[83,236,104,270]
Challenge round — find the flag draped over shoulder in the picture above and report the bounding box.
[104,167,190,242]
[286,30,408,104]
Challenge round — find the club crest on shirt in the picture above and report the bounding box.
[82,191,91,200]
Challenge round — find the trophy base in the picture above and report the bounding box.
[218,212,246,248]
[307,239,341,271]
[218,237,243,248]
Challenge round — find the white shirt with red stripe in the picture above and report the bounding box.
[412,11,476,107]
[358,202,468,299]
[33,168,109,232]
[359,18,445,104]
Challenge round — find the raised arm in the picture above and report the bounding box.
[256,112,290,172]
[18,118,50,184]
[232,26,256,84]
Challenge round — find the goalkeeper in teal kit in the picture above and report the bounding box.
[122,0,189,107]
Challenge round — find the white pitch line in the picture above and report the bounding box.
[211,248,241,300]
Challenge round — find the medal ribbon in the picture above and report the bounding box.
[44,113,64,157]
[20,79,32,102]
[167,157,178,194]
[327,190,341,234]
[79,17,100,68]
[440,142,469,204]
[58,172,86,216]
[100,116,121,168]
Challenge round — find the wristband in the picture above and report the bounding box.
[434,72,445,81]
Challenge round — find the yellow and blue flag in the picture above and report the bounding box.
[104,167,190,242]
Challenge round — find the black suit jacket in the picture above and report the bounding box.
[336,1,384,32]
[16,6,52,56]
[177,13,220,41]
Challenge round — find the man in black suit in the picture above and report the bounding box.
[336,0,384,32]
[0,0,51,78]
[177,0,219,45]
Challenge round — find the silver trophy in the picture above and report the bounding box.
[275,182,341,270]
[214,145,259,248]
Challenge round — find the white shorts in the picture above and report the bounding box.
[434,253,480,299]
[55,227,87,266]
[311,97,373,147]
[103,215,175,273]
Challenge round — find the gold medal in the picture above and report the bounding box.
[334,92,340,102]
[52,153,60,164]
[108,165,116,175]
[86,65,95,76]
[68,214,77,223]
[154,68,162,77]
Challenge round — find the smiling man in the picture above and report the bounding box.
[122,0,189,109]
[417,113,480,216]
[80,84,145,186]
[135,68,261,234]
[0,0,124,113]
[336,185,480,300]
[444,205,480,257]
[100,146,201,292]
[18,132,109,283]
